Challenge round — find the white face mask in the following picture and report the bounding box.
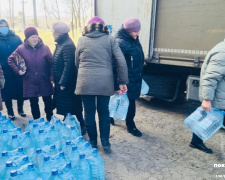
[0,27,9,35]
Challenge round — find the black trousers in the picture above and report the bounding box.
[81,95,110,145]
[29,96,53,121]
[191,115,225,144]
[5,99,24,114]
[126,98,136,129]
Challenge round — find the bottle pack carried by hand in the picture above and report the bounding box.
[141,79,149,95]
[109,94,129,120]
[184,106,225,141]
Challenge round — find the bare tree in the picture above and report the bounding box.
[8,0,12,27]
[80,0,92,26]
[33,0,38,27]
[42,0,49,29]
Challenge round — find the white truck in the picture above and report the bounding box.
[95,0,225,101]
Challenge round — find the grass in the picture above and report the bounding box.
[16,29,82,53]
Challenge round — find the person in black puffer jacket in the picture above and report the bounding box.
[52,21,86,135]
[114,17,144,137]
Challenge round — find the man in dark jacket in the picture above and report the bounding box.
[114,17,144,137]
[52,21,86,135]
[0,19,25,120]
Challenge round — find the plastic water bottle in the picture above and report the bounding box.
[60,123,72,141]
[46,126,60,145]
[109,94,120,118]
[25,120,34,132]
[30,123,39,138]
[51,151,67,169]
[87,149,105,180]
[54,119,64,132]
[79,142,93,156]
[114,94,129,120]
[62,140,73,156]
[70,126,80,139]
[0,151,10,175]
[50,116,60,125]
[184,107,224,141]
[34,117,45,124]
[3,119,16,130]
[9,134,20,150]
[48,169,62,180]
[72,136,85,148]
[39,156,52,179]
[68,146,79,165]
[8,147,25,161]
[36,129,47,149]
[1,161,16,180]
[13,155,29,168]
[60,162,77,180]
[141,79,149,95]
[0,129,10,151]
[39,121,50,130]
[9,170,21,180]
[23,163,41,180]
[32,149,44,170]
[8,127,23,136]
[64,113,81,134]
[20,132,35,154]
[73,154,92,180]
[42,144,58,156]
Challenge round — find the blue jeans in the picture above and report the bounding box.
[81,95,110,146]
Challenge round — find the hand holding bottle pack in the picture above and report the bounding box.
[184,106,225,141]
[109,94,129,120]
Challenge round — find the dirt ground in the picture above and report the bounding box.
[3,98,225,180]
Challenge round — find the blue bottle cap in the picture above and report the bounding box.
[6,119,12,123]
[84,142,90,148]
[52,169,58,175]
[23,156,28,161]
[39,117,45,122]
[12,135,17,139]
[2,151,8,156]
[36,149,42,154]
[44,156,50,161]
[77,136,84,141]
[3,129,8,133]
[66,162,71,168]
[56,119,61,123]
[25,131,30,136]
[70,126,75,130]
[67,113,71,116]
[2,115,6,120]
[17,127,22,131]
[50,126,55,130]
[44,121,49,125]
[66,140,71,145]
[28,120,33,124]
[39,129,44,133]
[79,154,85,159]
[10,170,17,177]
[59,151,65,157]
[33,124,38,128]
[72,146,78,151]
[92,148,98,154]
[50,144,56,149]
[27,163,34,169]
[6,161,12,167]
[17,147,23,152]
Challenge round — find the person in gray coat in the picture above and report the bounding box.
[75,16,129,153]
[190,40,225,154]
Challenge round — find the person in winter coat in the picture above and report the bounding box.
[0,66,5,111]
[189,40,225,154]
[75,16,129,153]
[8,27,53,121]
[52,21,86,134]
[0,19,25,120]
[113,17,144,137]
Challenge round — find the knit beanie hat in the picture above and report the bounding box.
[123,17,141,33]
[88,16,105,25]
[52,21,70,36]
[24,27,38,39]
